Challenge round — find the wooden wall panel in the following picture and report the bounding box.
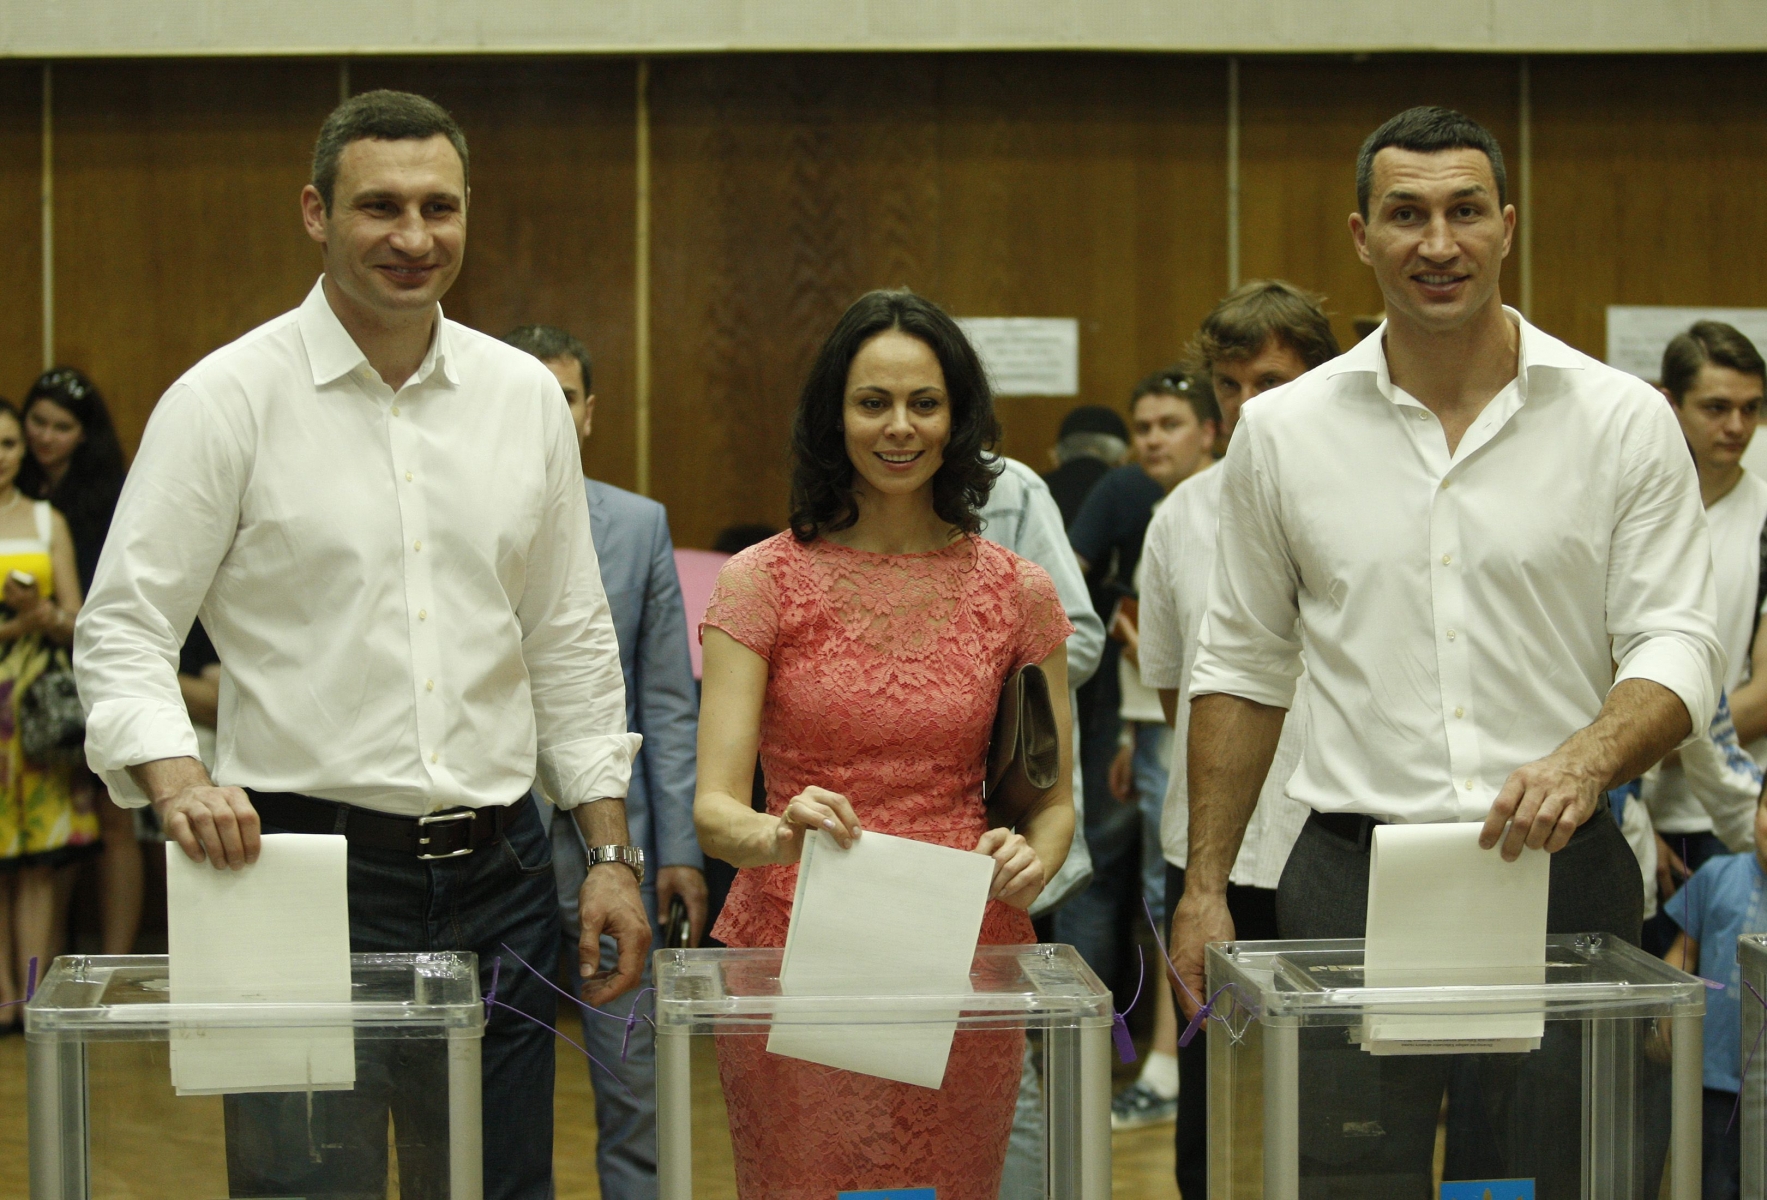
[0,66,42,406]
[1238,56,1521,352]
[349,59,639,490]
[648,53,1227,549]
[1530,55,1767,361]
[52,60,335,454]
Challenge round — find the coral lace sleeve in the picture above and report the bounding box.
[700,542,781,661]
[1011,560,1074,671]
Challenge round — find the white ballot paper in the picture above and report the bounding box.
[1362,823,1549,1055]
[768,828,993,1089]
[167,833,355,1095]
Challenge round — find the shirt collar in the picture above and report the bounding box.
[296,276,460,389]
[1326,305,1581,406]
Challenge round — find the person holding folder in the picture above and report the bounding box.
[694,288,1075,1198]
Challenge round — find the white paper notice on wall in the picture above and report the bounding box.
[1361,823,1549,1056]
[956,317,1080,396]
[167,833,355,1095]
[1606,306,1767,380]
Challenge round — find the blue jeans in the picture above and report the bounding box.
[1131,723,1171,930]
[549,804,659,1200]
[226,798,561,1200]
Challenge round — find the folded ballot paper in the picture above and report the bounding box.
[767,828,993,1089]
[166,833,355,1095]
[1361,822,1549,1055]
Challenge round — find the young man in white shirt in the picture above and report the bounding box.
[1172,106,1721,1194]
[74,92,646,1200]
[1135,279,1339,1195]
[1645,324,1767,924]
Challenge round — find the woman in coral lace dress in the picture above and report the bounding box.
[695,289,1076,1199]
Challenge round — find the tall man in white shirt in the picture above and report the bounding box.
[1171,106,1723,1196]
[73,91,647,1200]
[1137,278,1338,1199]
[1646,323,1767,926]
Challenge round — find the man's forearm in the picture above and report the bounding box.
[1730,676,1767,746]
[127,756,214,810]
[1562,678,1692,789]
[1185,692,1286,895]
[571,797,634,848]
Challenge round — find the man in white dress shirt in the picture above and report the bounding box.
[74,91,646,1200]
[1645,323,1767,929]
[1171,106,1722,1195]
[1137,279,1338,1199]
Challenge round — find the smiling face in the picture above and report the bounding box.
[842,329,951,504]
[1671,363,1764,475]
[1350,146,1514,335]
[24,397,84,477]
[300,134,467,325]
[1131,392,1216,492]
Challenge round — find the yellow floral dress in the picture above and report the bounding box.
[0,502,99,867]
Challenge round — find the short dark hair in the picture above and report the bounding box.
[790,289,1000,543]
[1662,321,1767,403]
[311,89,469,212]
[1195,280,1340,375]
[503,324,593,393]
[1131,365,1221,429]
[1356,106,1507,219]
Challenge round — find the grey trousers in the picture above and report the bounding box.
[1273,808,1652,1200]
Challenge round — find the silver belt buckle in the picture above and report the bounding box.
[416,809,476,860]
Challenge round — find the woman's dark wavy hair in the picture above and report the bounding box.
[789,289,1001,542]
[19,367,127,505]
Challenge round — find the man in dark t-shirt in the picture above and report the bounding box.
[1043,405,1130,528]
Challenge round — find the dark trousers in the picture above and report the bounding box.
[1273,809,1651,1200]
[1168,862,1279,1200]
[224,798,562,1200]
[1703,1088,1741,1200]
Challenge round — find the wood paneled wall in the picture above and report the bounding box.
[16,52,1767,547]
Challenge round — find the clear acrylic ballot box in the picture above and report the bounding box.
[27,951,485,1200]
[653,943,1114,1199]
[1741,933,1767,1197]
[1206,934,1705,1200]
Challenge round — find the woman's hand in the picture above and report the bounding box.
[773,786,862,864]
[974,827,1047,910]
[3,574,41,620]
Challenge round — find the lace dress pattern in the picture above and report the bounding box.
[703,532,1072,1199]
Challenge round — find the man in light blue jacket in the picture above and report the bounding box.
[507,325,703,1200]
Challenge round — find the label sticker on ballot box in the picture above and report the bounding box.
[1440,1181,1534,1200]
[838,1191,935,1199]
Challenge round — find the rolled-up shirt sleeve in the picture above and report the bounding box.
[1608,394,1724,737]
[521,392,643,809]
[74,382,244,806]
[1189,409,1304,709]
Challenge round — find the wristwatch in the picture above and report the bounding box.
[587,844,646,887]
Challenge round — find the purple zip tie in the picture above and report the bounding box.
[1110,948,1144,1065]
[1732,979,1767,1133]
[483,941,652,1101]
[1140,897,1256,1049]
[484,955,501,1020]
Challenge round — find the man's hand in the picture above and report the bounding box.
[578,862,652,1006]
[655,865,708,947]
[1170,888,1234,1019]
[129,756,259,870]
[1109,739,1135,803]
[1655,834,1689,901]
[1480,750,1605,860]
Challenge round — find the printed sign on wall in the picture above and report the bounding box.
[955,317,1080,396]
[1605,305,1767,380]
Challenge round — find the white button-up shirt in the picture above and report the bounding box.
[1140,463,1310,886]
[75,278,640,816]
[1189,309,1723,823]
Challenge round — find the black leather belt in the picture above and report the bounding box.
[1309,797,1611,853]
[248,790,512,860]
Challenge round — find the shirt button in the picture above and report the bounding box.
[1446,628,1457,641]
[391,406,401,417]
[1440,479,1451,489]
[1454,706,1465,719]
[413,540,422,551]
[1441,554,1452,566]
[430,752,439,764]
[418,609,427,621]
[1465,779,1475,790]
[405,471,414,482]
[426,679,435,692]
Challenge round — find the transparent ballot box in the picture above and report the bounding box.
[1206,935,1705,1200]
[1742,933,1767,1197]
[653,943,1113,1199]
[27,952,485,1200]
